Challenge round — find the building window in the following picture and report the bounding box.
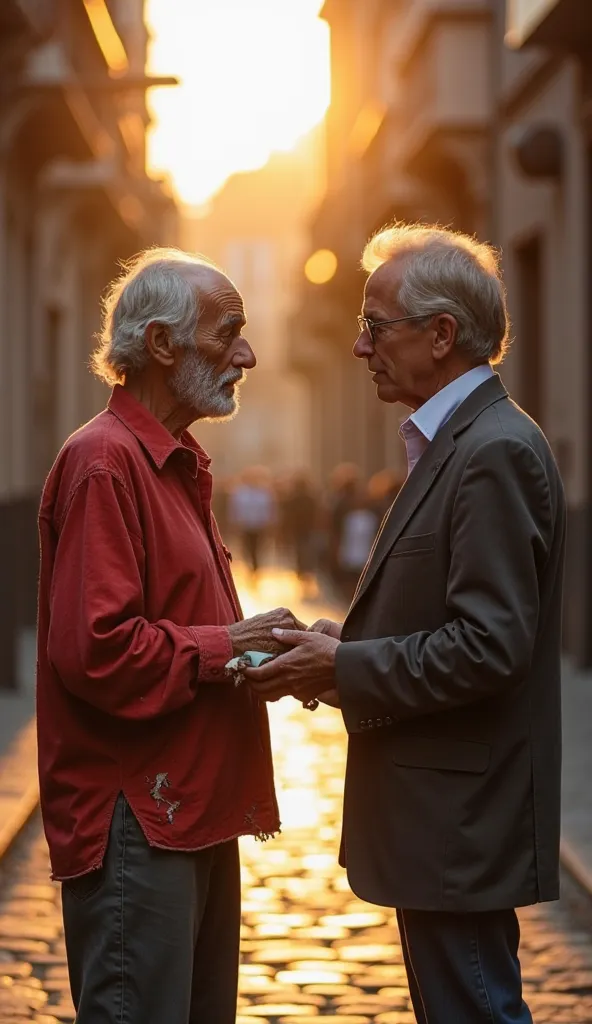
[515,235,544,426]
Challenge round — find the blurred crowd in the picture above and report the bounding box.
[213,463,404,602]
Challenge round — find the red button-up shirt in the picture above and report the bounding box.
[37,385,279,880]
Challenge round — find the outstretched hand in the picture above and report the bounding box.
[244,628,340,704]
[227,608,308,656]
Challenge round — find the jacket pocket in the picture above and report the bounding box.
[389,533,436,556]
[392,735,490,774]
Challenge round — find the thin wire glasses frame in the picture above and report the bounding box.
[357,313,429,344]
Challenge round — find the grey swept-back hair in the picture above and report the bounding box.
[91,247,220,386]
[362,223,510,364]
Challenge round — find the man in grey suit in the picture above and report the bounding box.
[247,224,565,1023]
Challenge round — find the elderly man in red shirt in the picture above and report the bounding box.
[37,249,301,1024]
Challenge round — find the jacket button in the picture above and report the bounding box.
[359,720,366,729]
[385,716,393,726]
[367,720,374,728]
[376,718,383,727]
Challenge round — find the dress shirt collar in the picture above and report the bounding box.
[108,384,209,477]
[399,363,495,475]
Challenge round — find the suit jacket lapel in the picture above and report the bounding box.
[347,373,509,614]
[349,428,455,611]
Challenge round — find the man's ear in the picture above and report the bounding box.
[432,314,458,361]
[145,322,176,367]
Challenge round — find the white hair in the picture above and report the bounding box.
[92,247,220,386]
[362,223,510,364]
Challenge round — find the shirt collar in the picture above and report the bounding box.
[406,364,495,444]
[108,385,210,477]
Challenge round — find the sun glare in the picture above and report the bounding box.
[146,0,331,207]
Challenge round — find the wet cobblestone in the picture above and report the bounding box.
[1,570,592,1022]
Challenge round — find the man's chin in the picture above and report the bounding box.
[201,394,240,423]
[374,381,400,404]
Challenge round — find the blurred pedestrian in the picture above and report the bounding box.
[273,471,295,561]
[211,475,232,542]
[323,462,361,587]
[336,489,377,600]
[283,470,319,596]
[228,465,276,576]
[36,249,303,1024]
[367,468,404,525]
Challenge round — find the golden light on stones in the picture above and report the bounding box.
[276,969,349,985]
[319,912,387,929]
[304,249,338,285]
[232,571,413,1019]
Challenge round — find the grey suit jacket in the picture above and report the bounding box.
[335,374,566,912]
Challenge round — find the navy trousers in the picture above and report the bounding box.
[62,794,241,1024]
[396,907,533,1023]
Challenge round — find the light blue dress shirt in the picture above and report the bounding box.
[399,363,495,476]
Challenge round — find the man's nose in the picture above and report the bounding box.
[234,337,257,370]
[353,331,373,359]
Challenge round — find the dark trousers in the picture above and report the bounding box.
[242,529,263,573]
[62,795,241,1024]
[396,907,533,1024]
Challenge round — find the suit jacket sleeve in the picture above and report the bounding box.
[336,436,556,732]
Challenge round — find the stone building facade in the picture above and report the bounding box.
[0,0,177,685]
[292,0,592,665]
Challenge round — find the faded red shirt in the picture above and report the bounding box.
[37,386,279,880]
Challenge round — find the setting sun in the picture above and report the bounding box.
[146,0,330,207]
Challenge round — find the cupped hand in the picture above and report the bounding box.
[227,608,308,656]
[308,618,343,640]
[244,628,340,703]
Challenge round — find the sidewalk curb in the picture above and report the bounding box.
[560,837,592,899]
[0,779,39,862]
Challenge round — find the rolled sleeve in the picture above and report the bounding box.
[190,625,233,682]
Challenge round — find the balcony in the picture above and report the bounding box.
[389,0,492,233]
[395,2,491,164]
[506,0,592,51]
[392,0,490,63]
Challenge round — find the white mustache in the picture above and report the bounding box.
[219,372,244,387]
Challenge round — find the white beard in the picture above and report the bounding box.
[169,348,243,421]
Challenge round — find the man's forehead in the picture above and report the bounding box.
[363,258,406,311]
[188,266,244,319]
[367,258,405,293]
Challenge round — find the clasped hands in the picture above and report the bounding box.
[227,608,342,708]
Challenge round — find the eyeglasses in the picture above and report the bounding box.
[356,313,429,344]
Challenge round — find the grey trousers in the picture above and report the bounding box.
[62,794,241,1024]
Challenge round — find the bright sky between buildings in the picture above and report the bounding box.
[146,0,331,207]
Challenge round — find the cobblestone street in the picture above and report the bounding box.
[1,570,592,1022]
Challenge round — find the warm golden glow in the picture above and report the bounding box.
[145,0,330,206]
[304,249,338,285]
[82,0,128,75]
[349,103,386,157]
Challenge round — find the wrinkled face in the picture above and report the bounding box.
[353,258,442,409]
[170,271,255,420]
